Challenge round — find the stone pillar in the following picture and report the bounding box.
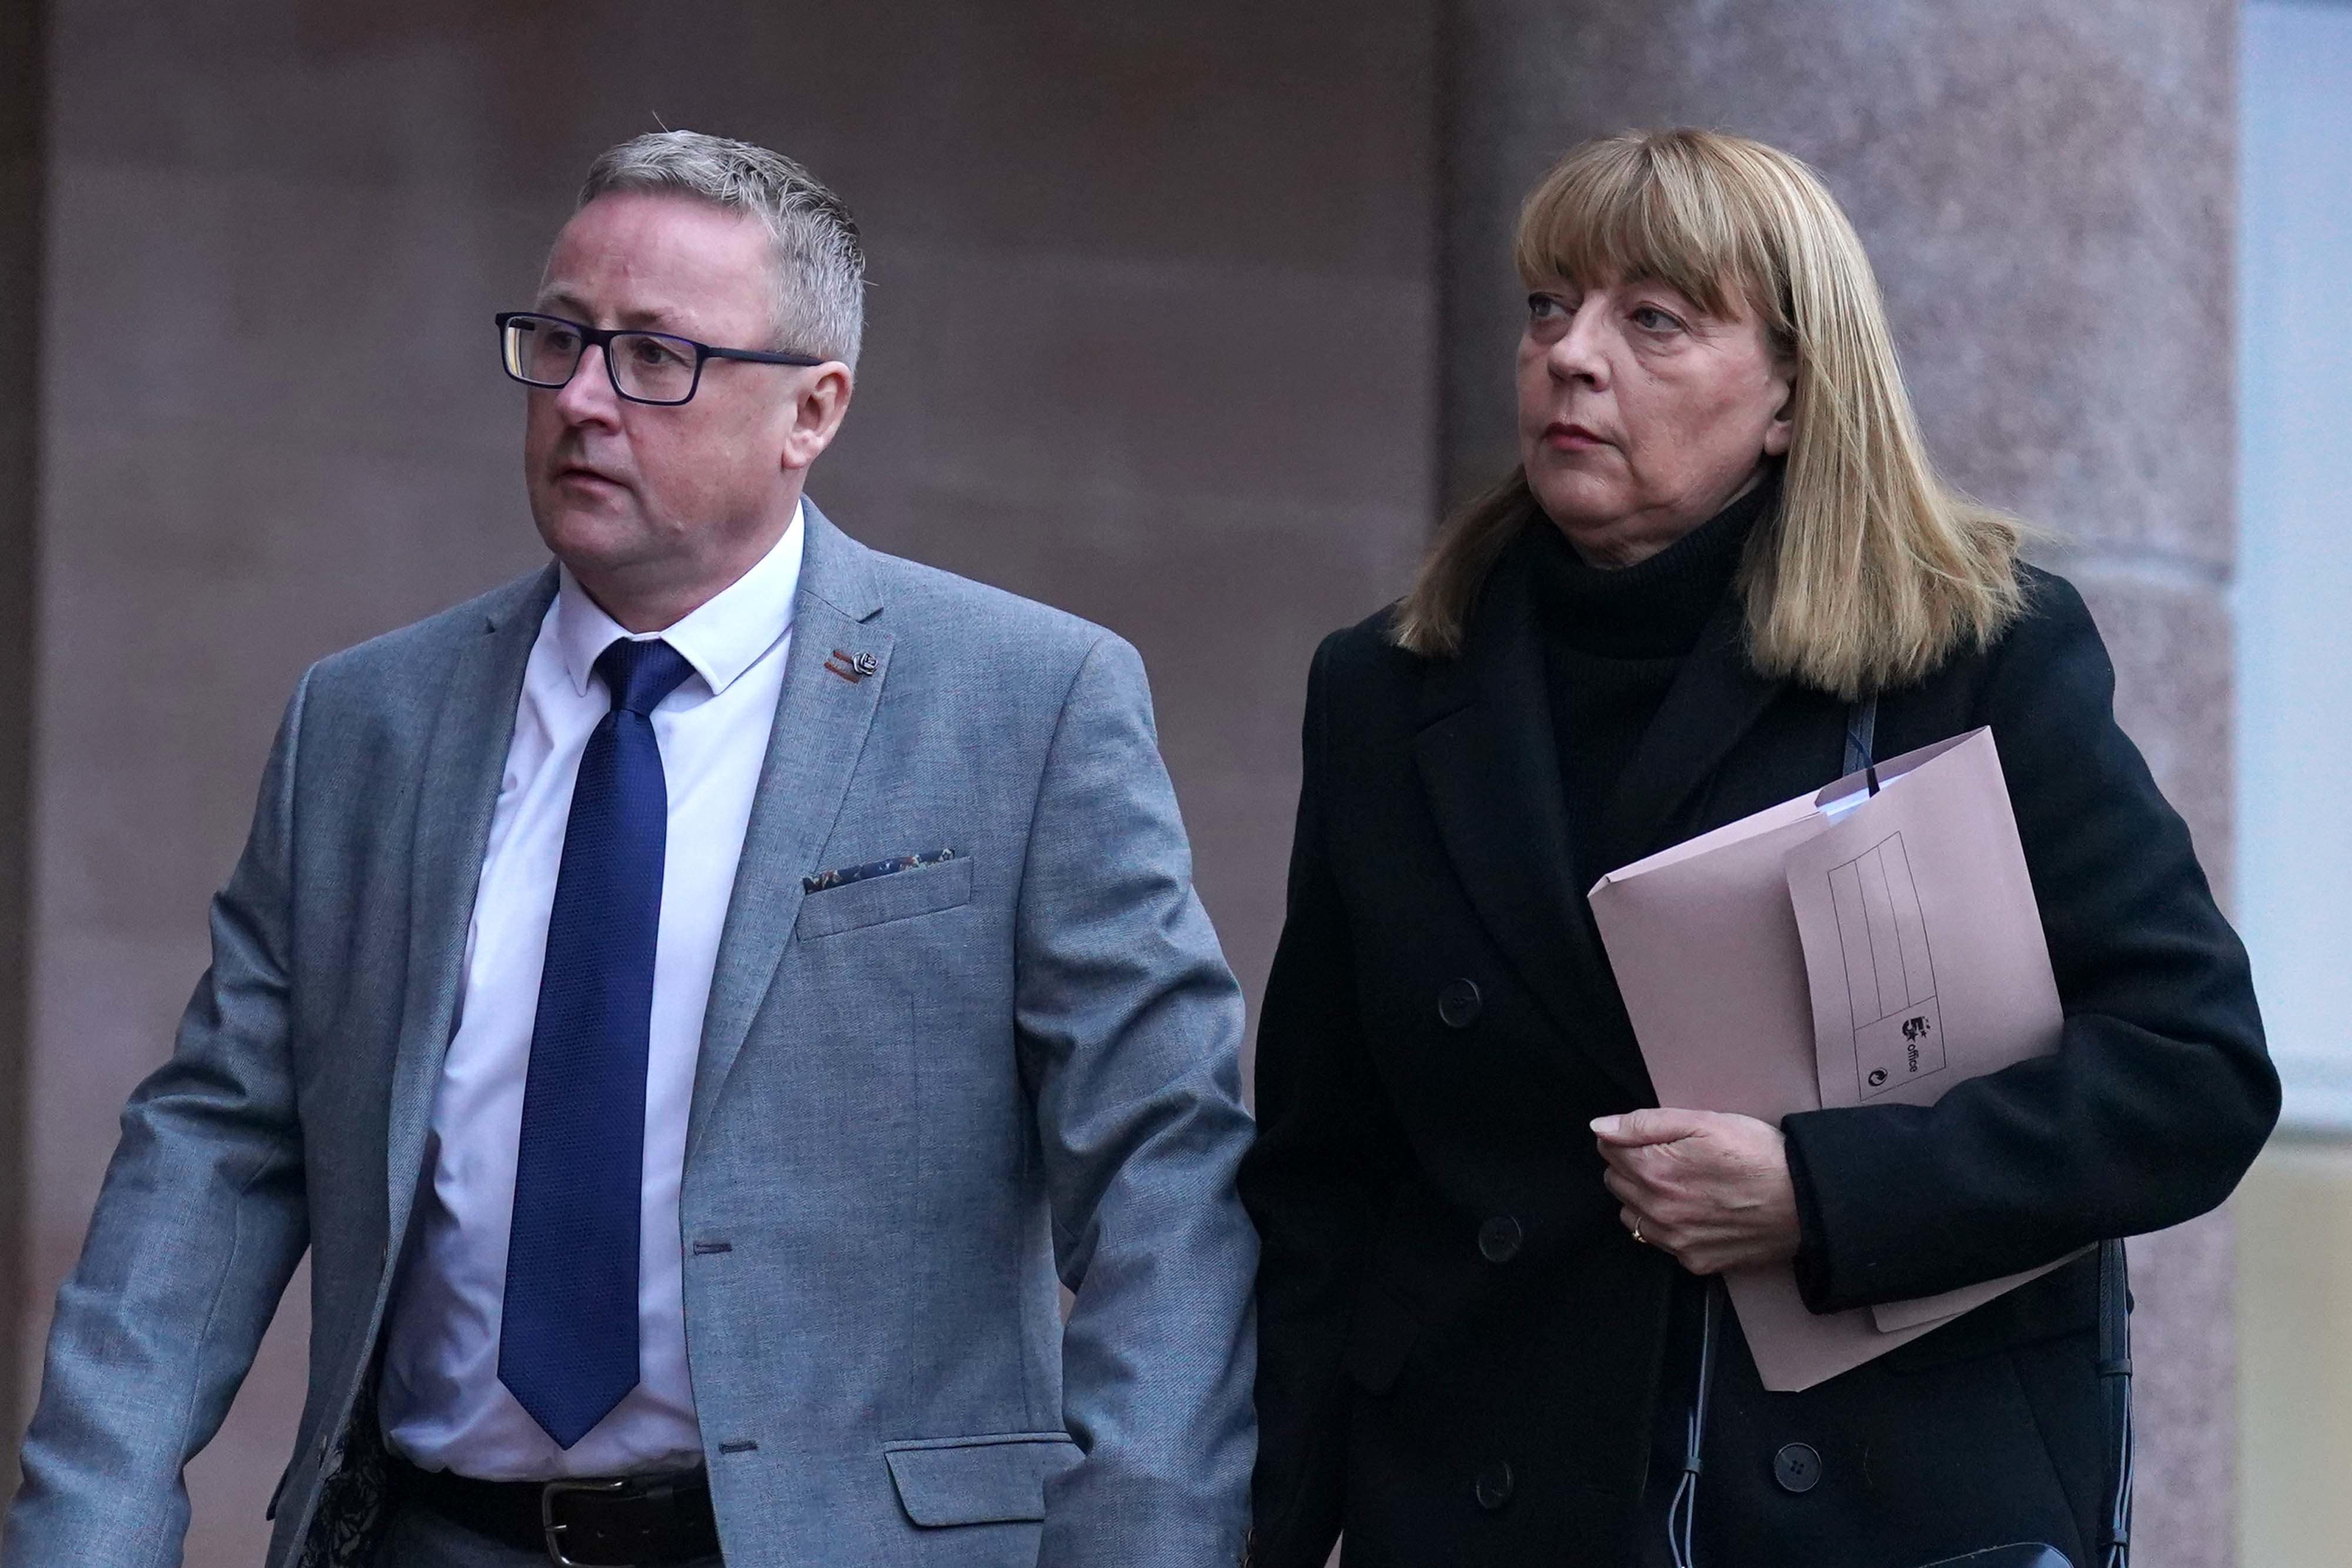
[1439,4,2242,1563]
[0,0,42,1482]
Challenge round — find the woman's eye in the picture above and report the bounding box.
[1528,293,1568,320]
[1631,305,1681,332]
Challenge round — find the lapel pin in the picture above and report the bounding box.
[824,648,877,684]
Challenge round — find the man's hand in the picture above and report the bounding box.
[1591,1109,1800,1275]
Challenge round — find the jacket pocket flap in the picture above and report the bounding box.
[797,855,974,940]
[882,1432,1079,1526]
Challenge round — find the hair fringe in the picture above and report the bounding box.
[1392,129,2030,698]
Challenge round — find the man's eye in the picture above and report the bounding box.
[543,327,582,353]
[632,338,688,367]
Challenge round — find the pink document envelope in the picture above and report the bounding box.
[1588,728,2069,1390]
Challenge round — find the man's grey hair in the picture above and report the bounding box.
[580,129,866,369]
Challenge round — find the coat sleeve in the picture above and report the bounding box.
[1235,633,1411,1568]
[1013,633,1259,1568]
[1782,574,2279,1312]
[4,675,315,1568]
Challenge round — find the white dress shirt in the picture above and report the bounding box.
[380,506,803,1480]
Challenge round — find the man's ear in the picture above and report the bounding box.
[781,363,854,473]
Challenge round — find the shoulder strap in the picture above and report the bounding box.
[2097,1239,2134,1566]
[1844,694,1879,778]
[1844,691,1882,785]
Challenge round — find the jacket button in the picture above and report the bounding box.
[1437,978,1482,1028]
[1773,1442,1823,1494]
[1478,1215,1523,1263]
[1475,1461,1515,1510]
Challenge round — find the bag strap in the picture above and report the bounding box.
[1666,1279,1724,1568]
[1663,700,1879,1566]
[2097,1239,2134,1566]
[1845,694,1880,791]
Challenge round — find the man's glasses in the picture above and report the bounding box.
[496,312,824,406]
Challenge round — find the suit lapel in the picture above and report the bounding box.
[384,567,558,1240]
[1602,590,1785,862]
[1413,541,1654,1102]
[687,502,890,1158]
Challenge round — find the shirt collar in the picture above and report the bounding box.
[554,500,806,701]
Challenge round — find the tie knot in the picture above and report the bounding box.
[593,637,696,717]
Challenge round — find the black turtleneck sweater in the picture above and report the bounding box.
[1521,470,1785,1529]
[1524,471,1778,890]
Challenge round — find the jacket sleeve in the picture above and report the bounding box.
[1235,634,1409,1568]
[4,674,315,1568]
[1013,633,1258,1568]
[1782,574,2279,1312]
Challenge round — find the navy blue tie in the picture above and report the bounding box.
[500,636,696,1448]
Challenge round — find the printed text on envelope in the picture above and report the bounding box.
[1825,831,1948,1101]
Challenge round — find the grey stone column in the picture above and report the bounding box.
[0,0,42,1482]
[1439,4,2243,1563]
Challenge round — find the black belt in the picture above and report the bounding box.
[390,1454,721,1566]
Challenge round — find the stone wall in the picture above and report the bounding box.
[11,3,2256,1564]
[0,0,44,1489]
[22,3,1434,1560]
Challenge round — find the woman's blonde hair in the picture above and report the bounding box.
[1392,128,2027,699]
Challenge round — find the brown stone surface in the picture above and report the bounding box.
[2067,565,2237,902]
[19,4,2261,1564]
[2062,563,2240,1568]
[2130,1212,2241,1568]
[24,4,1437,1561]
[0,0,41,1489]
[1440,4,2246,1563]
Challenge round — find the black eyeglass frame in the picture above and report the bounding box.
[495,310,826,406]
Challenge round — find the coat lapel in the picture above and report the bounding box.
[384,567,557,1241]
[686,502,891,1158]
[1602,590,1786,862]
[1413,540,1654,1102]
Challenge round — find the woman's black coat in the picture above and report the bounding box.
[1239,539,2277,1567]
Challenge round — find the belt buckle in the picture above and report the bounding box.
[540,1477,630,1568]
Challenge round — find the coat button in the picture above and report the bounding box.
[1437,978,1482,1028]
[1773,1442,1823,1494]
[1475,1461,1515,1510]
[1478,1215,1523,1263]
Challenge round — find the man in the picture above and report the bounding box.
[4,131,1257,1568]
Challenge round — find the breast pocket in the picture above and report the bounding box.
[795,855,975,940]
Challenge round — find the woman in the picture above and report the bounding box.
[1240,129,2276,1567]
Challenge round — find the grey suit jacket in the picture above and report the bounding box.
[4,504,1258,1568]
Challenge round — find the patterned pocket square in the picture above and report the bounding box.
[803,848,959,894]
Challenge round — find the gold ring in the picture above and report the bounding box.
[1632,1219,1646,1246]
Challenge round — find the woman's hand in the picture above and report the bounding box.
[1591,1109,1801,1275]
